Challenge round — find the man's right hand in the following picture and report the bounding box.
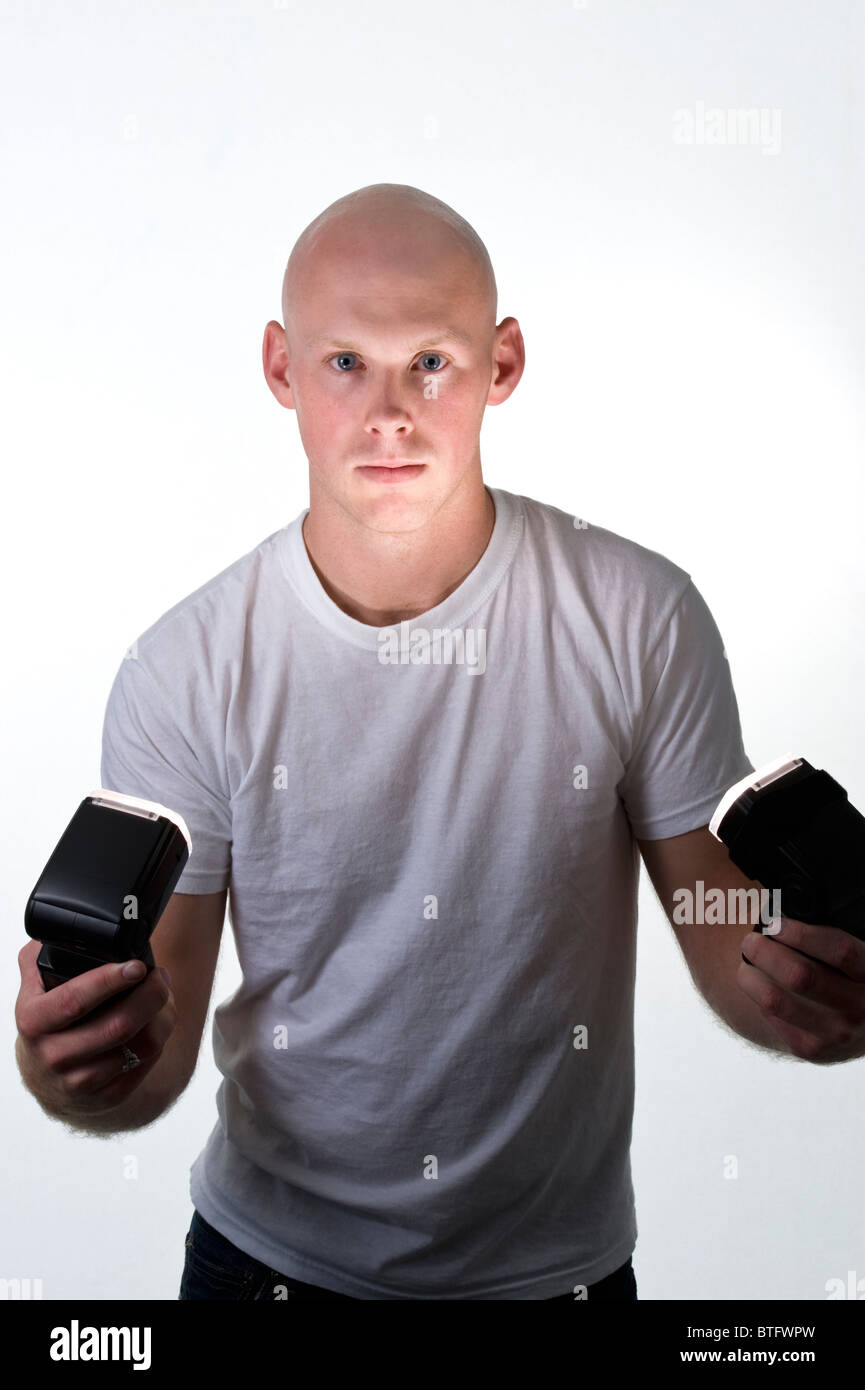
[14,939,177,1118]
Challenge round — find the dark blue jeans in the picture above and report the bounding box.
[178,1209,637,1301]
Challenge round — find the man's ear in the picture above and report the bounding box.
[487,316,525,406]
[262,320,296,409]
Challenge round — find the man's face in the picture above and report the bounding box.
[266,218,509,533]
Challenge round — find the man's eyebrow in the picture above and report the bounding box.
[306,328,475,350]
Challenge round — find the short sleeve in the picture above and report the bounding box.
[99,653,232,893]
[619,579,755,839]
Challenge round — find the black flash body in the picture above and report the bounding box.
[24,789,191,994]
[709,754,865,949]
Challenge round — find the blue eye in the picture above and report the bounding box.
[327,351,448,373]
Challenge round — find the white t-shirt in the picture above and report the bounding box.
[100,485,754,1299]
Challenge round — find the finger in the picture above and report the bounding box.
[17,939,141,1020]
[17,951,163,1040]
[741,931,865,1013]
[764,917,865,983]
[60,1049,164,1107]
[736,958,861,1047]
[61,999,176,1089]
[126,1005,177,1064]
[40,972,173,1070]
[751,1012,849,1064]
[16,939,46,995]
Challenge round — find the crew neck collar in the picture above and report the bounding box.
[279,485,523,652]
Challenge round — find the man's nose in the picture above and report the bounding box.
[365,401,414,434]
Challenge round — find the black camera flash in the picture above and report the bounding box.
[24,789,192,992]
[710,753,865,954]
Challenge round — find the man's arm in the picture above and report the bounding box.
[636,824,795,1056]
[638,824,865,1063]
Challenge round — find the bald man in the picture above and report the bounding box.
[91,184,753,1299]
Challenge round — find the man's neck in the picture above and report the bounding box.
[301,479,496,626]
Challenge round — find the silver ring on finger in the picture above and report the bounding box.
[120,1045,141,1073]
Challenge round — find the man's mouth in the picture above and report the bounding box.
[360,459,424,468]
[357,462,426,483]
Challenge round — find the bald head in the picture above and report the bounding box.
[281,183,497,341]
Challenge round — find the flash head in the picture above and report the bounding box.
[709,754,865,940]
[25,789,192,990]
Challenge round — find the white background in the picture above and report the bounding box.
[2,0,863,1300]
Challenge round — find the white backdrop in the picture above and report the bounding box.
[2,0,863,1301]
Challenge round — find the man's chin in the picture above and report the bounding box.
[349,481,438,534]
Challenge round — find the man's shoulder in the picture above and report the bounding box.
[511,488,692,606]
[125,524,289,667]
